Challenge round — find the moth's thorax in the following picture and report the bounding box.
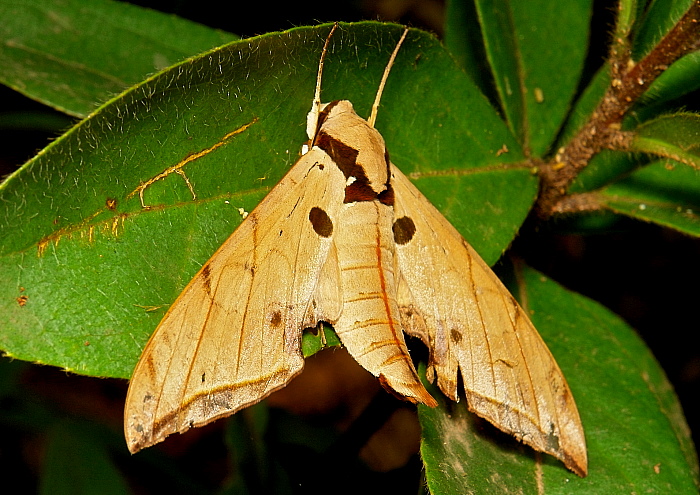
[313,100,393,205]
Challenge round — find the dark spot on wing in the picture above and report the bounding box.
[201,263,212,295]
[270,310,283,327]
[393,216,416,245]
[201,372,206,383]
[378,183,394,206]
[244,261,256,277]
[450,328,462,343]
[309,207,333,237]
[495,358,515,368]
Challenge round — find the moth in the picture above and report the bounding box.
[124,24,587,476]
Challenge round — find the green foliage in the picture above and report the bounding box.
[1,0,699,493]
[0,0,237,117]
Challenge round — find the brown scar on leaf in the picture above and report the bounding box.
[134,304,166,312]
[37,212,128,257]
[36,116,255,256]
[17,295,28,307]
[128,118,258,208]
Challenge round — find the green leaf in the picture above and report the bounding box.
[571,113,700,198]
[558,64,611,149]
[0,0,238,117]
[568,149,643,194]
[599,159,700,236]
[637,51,700,110]
[566,116,700,235]
[443,0,497,103]
[474,0,593,156]
[301,324,342,357]
[421,265,699,493]
[0,22,536,379]
[631,113,700,168]
[632,0,697,60]
[616,0,640,42]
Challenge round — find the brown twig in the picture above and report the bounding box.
[536,0,700,219]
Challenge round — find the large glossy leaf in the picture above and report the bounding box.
[0,22,537,379]
[443,0,496,104]
[421,265,699,493]
[473,0,593,156]
[0,0,237,117]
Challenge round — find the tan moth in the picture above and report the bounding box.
[124,24,587,476]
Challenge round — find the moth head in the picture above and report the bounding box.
[307,101,353,146]
[322,100,354,120]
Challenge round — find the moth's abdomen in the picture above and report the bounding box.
[332,201,436,407]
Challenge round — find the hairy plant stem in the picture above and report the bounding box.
[536,0,700,218]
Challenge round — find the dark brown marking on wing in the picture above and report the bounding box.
[380,149,394,206]
[315,131,378,203]
[270,310,283,328]
[201,263,212,296]
[392,216,416,245]
[378,183,394,206]
[450,328,463,343]
[145,354,157,379]
[345,180,380,202]
[308,207,333,237]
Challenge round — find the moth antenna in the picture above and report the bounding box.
[307,22,338,140]
[368,27,409,129]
